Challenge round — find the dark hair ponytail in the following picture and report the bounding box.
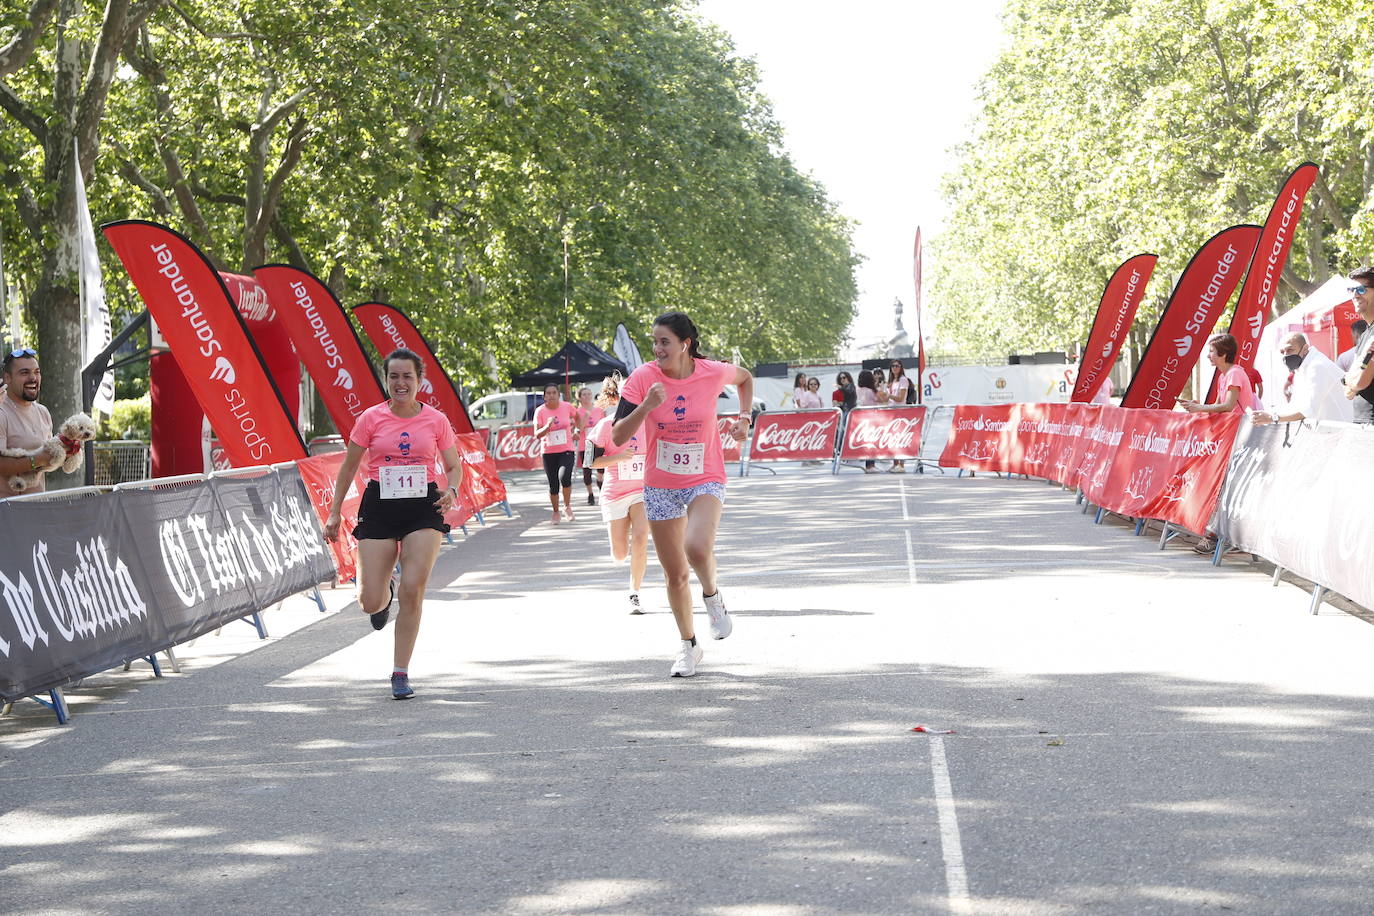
[654,311,702,358]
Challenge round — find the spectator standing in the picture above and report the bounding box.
[1337,319,1369,372]
[886,360,913,473]
[1344,268,1374,424]
[0,347,54,499]
[1251,333,1352,426]
[795,377,823,409]
[832,371,857,413]
[792,372,809,408]
[856,370,880,473]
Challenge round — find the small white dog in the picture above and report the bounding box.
[1,412,97,492]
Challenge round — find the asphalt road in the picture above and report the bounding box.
[3,465,1373,915]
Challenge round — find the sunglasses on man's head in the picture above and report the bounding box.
[1349,286,1369,296]
[8,347,35,358]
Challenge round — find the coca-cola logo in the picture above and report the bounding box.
[494,428,541,460]
[754,418,835,454]
[847,417,919,450]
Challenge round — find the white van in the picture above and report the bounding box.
[469,391,539,437]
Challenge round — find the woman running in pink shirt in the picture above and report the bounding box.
[533,382,580,523]
[613,312,753,677]
[324,349,462,699]
[589,381,649,615]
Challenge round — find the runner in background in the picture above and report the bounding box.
[323,348,462,700]
[613,311,753,677]
[575,386,605,506]
[534,382,580,524]
[590,380,649,615]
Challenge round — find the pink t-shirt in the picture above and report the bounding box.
[349,402,456,484]
[856,387,878,406]
[1217,365,1260,412]
[621,358,735,489]
[590,415,644,501]
[576,405,604,453]
[534,401,577,453]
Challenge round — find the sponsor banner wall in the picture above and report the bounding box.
[0,467,334,701]
[748,409,841,463]
[939,404,1018,471]
[1122,224,1262,409]
[102,221,308,466]
[717,415,743,463]
[840,406,926,461]
[352,302,475,434]
[492,424,543,472]
[296,452,364,582]
[1215,422,1374,610]
[1072,254,1158,402]
[921,364,1077,407]
[454,431,508,513]
[255,265,385,439]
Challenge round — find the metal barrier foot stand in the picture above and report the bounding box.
[33,688,69,725]
[1094,507,1106,525]
[248,612,268,640]
[1134,518,1146,536]
[1310,585,1325,616]
[501,500,513,518]
[474,510,485,526]
[164,648,181,673]
[309,585,326,614]
[146,654,164,677]
[1271,566,1284,587]
[0,700,12,716]
[1211,539,1224,567]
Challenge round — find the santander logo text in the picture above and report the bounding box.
[1174,335,1193,357]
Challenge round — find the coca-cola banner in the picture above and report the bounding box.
[839,406,926,462]
[255,264,385,440]
[747,409,841,464]
[1,466,334,702]
[493,424,543,472]
[1072,254,1157,402]
[102,220,308,466]
[717,415,743,463]
[454,431,508,514]
[1207,163,1320,400]
[1121,224,1261,409]
[352,302,475,434]
[1215,421,1374,611]
[296,452,364,582]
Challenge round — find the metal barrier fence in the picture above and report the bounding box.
[91,440,151,487]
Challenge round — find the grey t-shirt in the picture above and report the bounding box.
[0,396,54,496]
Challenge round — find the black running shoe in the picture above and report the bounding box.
[391,673,414,699]
[371,579,395,630]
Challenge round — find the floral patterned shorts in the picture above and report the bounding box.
[642,482,726,521]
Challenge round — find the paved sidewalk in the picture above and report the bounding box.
[3,468,1374,914]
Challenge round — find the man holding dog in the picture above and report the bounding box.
[0,347,54,498]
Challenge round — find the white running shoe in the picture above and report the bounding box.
[670,640,704,677]
[704,590,732,640]
[629,593,643,615]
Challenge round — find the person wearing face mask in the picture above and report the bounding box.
[1251,333,1351,426]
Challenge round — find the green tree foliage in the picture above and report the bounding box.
[1,0,858,428]
[934,0,1374,357]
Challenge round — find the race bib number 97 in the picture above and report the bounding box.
[622,453,646,480]
[657,440,704,475]
[379,465,427,499]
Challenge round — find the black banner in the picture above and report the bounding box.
[0,465,334,701]
[1214,421,1374,610]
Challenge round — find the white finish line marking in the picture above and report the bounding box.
[904,530,916,587]
[929,735,971,913]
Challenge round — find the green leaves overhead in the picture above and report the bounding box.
[1,0,858,414]
[934,0,1374,357]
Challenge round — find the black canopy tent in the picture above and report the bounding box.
[511,340,628,388]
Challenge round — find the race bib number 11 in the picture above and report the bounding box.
[379,465,427,499]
